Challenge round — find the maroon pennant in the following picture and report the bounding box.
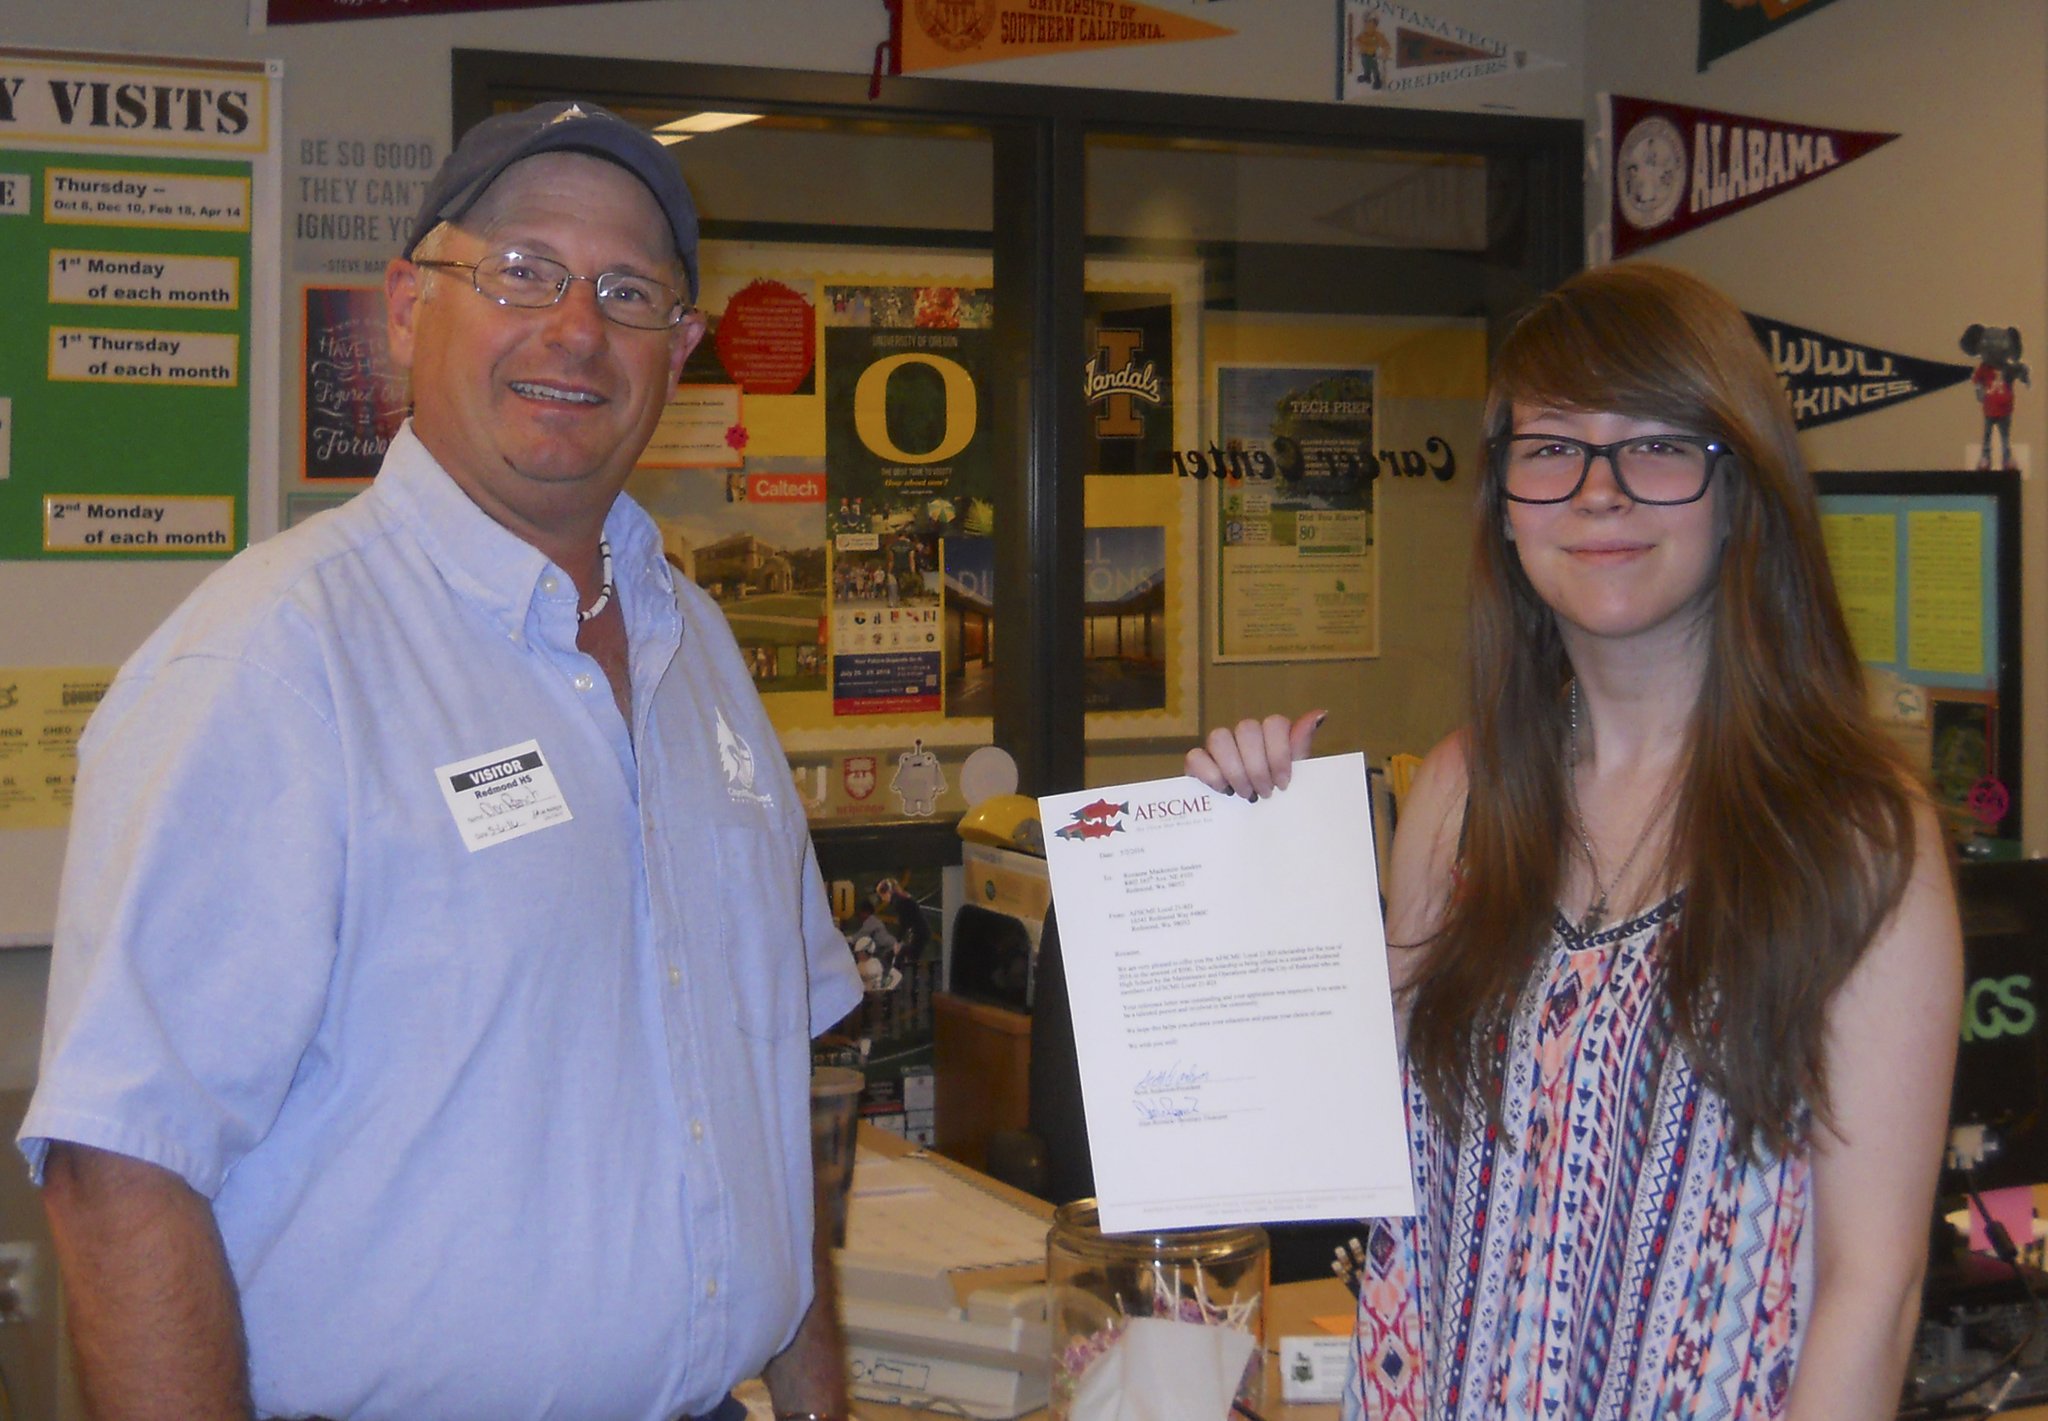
[1394,29,1494,66]
[1607,93,1897,257]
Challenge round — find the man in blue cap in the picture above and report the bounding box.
[22,101,862,1421]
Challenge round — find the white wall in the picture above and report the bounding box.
[1585,0,2048,856]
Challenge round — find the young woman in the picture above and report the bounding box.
[1188,263,1962,1420]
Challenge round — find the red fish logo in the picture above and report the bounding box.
[1056,798,1128,841]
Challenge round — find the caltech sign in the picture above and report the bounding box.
[1169,437,1456,484]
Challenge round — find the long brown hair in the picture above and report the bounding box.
[1406,261,1925,1158]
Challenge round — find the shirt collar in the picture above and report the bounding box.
[369,421,670,644]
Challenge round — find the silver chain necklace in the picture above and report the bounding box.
[1564,681,1670,933]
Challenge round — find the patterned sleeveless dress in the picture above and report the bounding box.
[1344,896,1813,1420]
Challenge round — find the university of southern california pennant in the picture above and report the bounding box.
[1605,93,1896,258]
[889,0,1233,74]
[1746,313,1974,431]
[1698,0,1848,71]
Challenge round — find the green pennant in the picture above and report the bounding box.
[1698,0,1849,72]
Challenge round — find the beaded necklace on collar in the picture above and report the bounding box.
[576,536,614,623]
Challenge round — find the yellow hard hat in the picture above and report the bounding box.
[957,793,1044,855]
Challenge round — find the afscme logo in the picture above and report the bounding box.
[1055,792,1215,842]
[1056,798,1126,841]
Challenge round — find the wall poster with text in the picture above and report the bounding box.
[302,284,405,479]
[0,48,283,558]
[1212,364,1378,661]
[1203,314,1489,665]
[1081,265,1203,738]
[631,244,1203,779]
[823,281,993,720]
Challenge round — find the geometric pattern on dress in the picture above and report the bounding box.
[1344,898,1813,1421]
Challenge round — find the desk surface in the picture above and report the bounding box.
[844,1130,2048,1421]
[846,1126,1348,1421]
[854,1276,1351,1421]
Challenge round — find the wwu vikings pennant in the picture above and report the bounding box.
[890,0,1233,75]
[1699,0,1849,71]
[1606,93,1896,258]
[1747,313,1974,431]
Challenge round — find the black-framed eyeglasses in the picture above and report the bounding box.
[1495,433,1729,506]
[414,251,688,331]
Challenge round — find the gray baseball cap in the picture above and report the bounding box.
[404,99,699,300]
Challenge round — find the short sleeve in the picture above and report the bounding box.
[798,833,863,1037]
[18,649,346,1196]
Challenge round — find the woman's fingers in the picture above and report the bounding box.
[1186,722,1259,797]
[1287,709,1328,769]
[1184,743,1227,791]
[1186,710,1327,799]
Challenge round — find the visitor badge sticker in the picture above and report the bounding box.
[437,739,572,851]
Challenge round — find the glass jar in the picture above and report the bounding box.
[1045,1199,1269,1419]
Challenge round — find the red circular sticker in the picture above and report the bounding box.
[1966,775,2011,828]
[712,279,816,396]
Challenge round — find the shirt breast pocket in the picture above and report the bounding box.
[713,823,810,1039]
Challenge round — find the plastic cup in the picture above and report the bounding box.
[809,1065,864,1247]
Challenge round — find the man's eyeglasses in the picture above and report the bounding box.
[1495,433,1729,506]
[414,251,688,331]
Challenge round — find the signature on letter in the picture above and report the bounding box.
[1133,1060,1210,1095]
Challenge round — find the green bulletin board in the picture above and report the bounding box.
[0,48,281,946]
[0,148,255,557]
[0,48,277,567]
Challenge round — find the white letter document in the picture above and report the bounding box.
[1039,754,1413,1234]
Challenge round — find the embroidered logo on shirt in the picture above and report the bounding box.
[715,706,773,808]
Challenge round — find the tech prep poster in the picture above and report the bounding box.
[1213,365,1378,662]
[0,48,283,558]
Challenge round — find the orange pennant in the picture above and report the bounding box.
[892,0,1233,74]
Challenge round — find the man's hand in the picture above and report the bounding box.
[41,1142,253,1421]
[761,1164,852,1420]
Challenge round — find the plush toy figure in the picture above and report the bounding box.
[1961,324,2029,470]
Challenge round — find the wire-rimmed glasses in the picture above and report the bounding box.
[414,250,687,330]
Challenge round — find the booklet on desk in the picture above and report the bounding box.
[836,1149,1054,1419]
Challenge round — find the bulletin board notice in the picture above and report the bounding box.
[0,48,281,560]
[0,48,282,946]
[1816,471,2022,848]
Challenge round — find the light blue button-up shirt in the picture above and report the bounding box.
[21,424,863,1421]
